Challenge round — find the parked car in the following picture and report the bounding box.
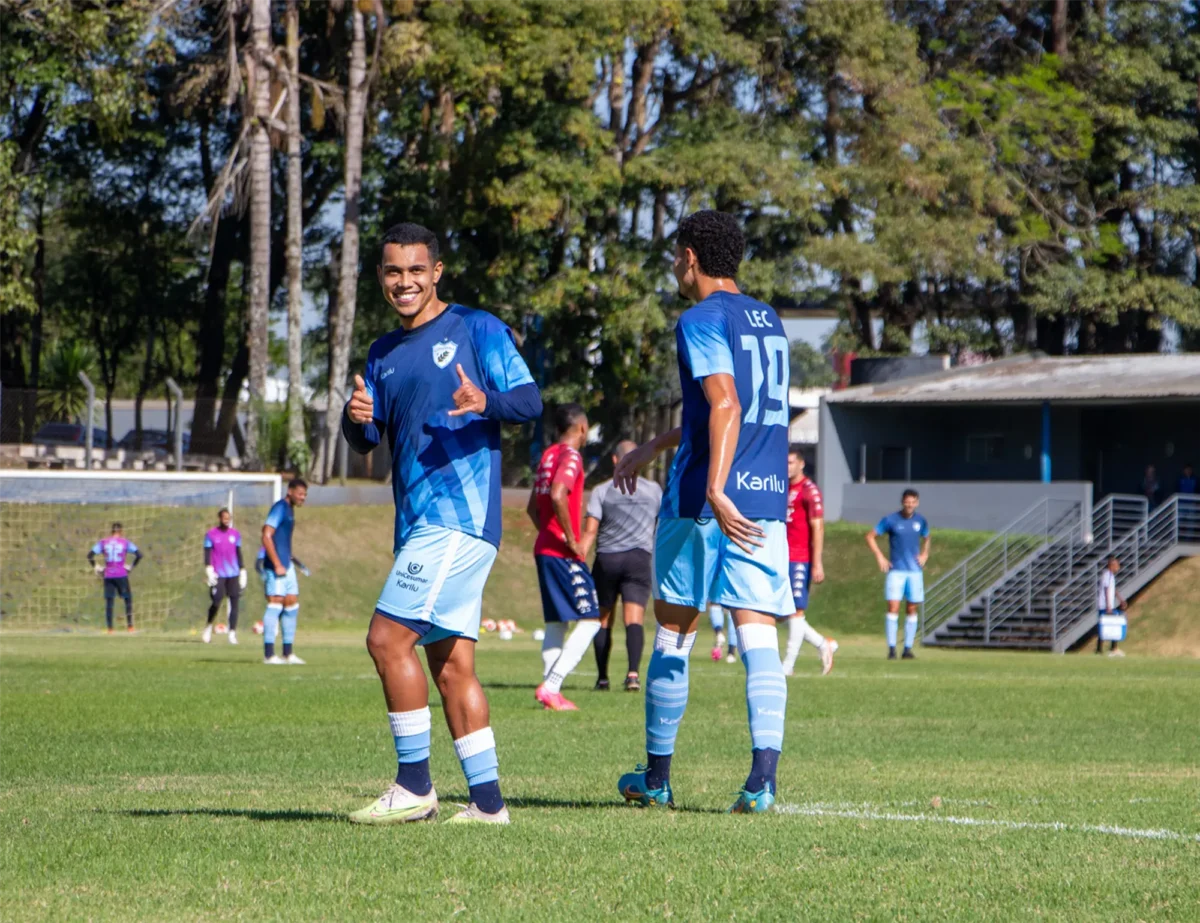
[33,422,109,447]
[117,428,191,453]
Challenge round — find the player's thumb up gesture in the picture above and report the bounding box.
[449,364,488,417]
[347,374,374,424]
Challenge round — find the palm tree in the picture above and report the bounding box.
[284,0,308,473]
[244,0,272,468]
[38,343,95,424]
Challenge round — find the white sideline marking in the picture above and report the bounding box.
[779,803,1200,843]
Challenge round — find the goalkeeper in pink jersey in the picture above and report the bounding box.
[88,523,143,634]
[203,508,247,644]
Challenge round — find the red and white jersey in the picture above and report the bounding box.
[533,442,585,559]
[786,476,823,563]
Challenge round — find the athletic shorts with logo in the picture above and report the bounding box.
[210,576,241,605]
[592,549,652,609]
[885,570,925,603]
[264,565,300,598]
[789,561,809,611]
[537,554,600,622]
[374,521,498,645]
[654,517,792,617]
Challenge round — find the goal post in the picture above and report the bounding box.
[0,470,282,632]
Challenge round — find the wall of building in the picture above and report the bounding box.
[838,480,1093,534]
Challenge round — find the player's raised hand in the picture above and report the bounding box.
[448,364,487,417]
[347,375,374,424]
[708,490,765,554]
[612,441,656,495]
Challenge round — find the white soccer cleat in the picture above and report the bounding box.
[782,660,796,677]
[725,652,737,664]
[264,655,286,665]
[227,630,238,645]
[1108,649,1126,658]
[820,639,836,676]
[349,783,439,825]
[447,803,511,825]
[286,653,306,665]
[201,625,212,644]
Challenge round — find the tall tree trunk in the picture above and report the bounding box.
[1050,0,1069,56]
[285,0,306,469]
[25,196,45,441]
[323,5,368,481]
[245,0,273,468]
[192,220,237,454]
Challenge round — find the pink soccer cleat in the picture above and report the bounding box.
[535,683,579,711]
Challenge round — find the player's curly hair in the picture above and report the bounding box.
[676,210,745,279]
[380,222,439,263]
[554,402,587,437]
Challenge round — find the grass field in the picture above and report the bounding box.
[3,506,1198,920]
[2,633,1198,921]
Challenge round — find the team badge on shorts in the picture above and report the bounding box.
[432,339,458,369]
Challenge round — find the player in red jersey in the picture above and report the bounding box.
[527,403,601,711]
[783,449,837,676]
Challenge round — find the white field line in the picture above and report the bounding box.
[778,802,1200,843]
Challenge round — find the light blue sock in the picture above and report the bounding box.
[645,627,696,756]
[738,624,787,752]
[263,603,282,644]
[708,605,724,633]
[455,727,499,786]
[886,613,899,648]
[281,606,299,645]
[904,615,918,650]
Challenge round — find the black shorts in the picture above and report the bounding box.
[210,576,241,603]
[592,549,653,610]
[103,577,131,600]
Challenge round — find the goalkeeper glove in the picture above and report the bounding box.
[295,562,311,577]
[93,562,105,577]
[205,565,218,588]
[238,568,248,590]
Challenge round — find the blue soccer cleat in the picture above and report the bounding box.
[728,783,776,814]
[618,765,674,808]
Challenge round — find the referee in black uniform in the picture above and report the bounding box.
[581,440,662,691]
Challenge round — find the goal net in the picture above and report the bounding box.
[0,471,281,632]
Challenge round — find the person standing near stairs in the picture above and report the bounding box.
[866,489,931,660]
[1096,556,1127,658]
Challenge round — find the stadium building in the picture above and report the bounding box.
[817,353,1200,651]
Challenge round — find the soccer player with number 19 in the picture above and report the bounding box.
[613,210,794,813]
[343,223,541,825]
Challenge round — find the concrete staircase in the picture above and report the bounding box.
[921,494,1199,651]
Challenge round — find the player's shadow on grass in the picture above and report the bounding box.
[122,808,342,823]
[455,795,723,815]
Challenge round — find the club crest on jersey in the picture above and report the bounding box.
[432,339,458,369]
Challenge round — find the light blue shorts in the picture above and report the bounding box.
[375,522,498,642]
[885,570,925,603]
[654,518,792,617]
[264,564,299,598]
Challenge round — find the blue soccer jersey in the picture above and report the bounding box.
[263,499,295,568]
[343,304,541,551]
[875,511,930,572]
[661,291,790,521]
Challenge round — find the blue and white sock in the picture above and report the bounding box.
[389,707,432,796]
[708,604,724,633]
[281,605,298,657]
[738,623,787,793]
[885,613,899,649]
[454,727,504,815]
[262,602,282,658]
[904,615,918,650]
[644,626,696,788]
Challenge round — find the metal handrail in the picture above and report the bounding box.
[1050,495,1197,643]
[921,497,1082,638]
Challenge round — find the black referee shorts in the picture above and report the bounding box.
[591,549,653,610]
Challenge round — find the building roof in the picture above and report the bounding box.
[826,354,1200,405]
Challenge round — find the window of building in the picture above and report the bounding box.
[967,434,1005,464]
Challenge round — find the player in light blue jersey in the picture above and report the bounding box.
[342,222,541,826]
[866,488,931,660]
[611,211,792,814]
[260,479,308,665]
